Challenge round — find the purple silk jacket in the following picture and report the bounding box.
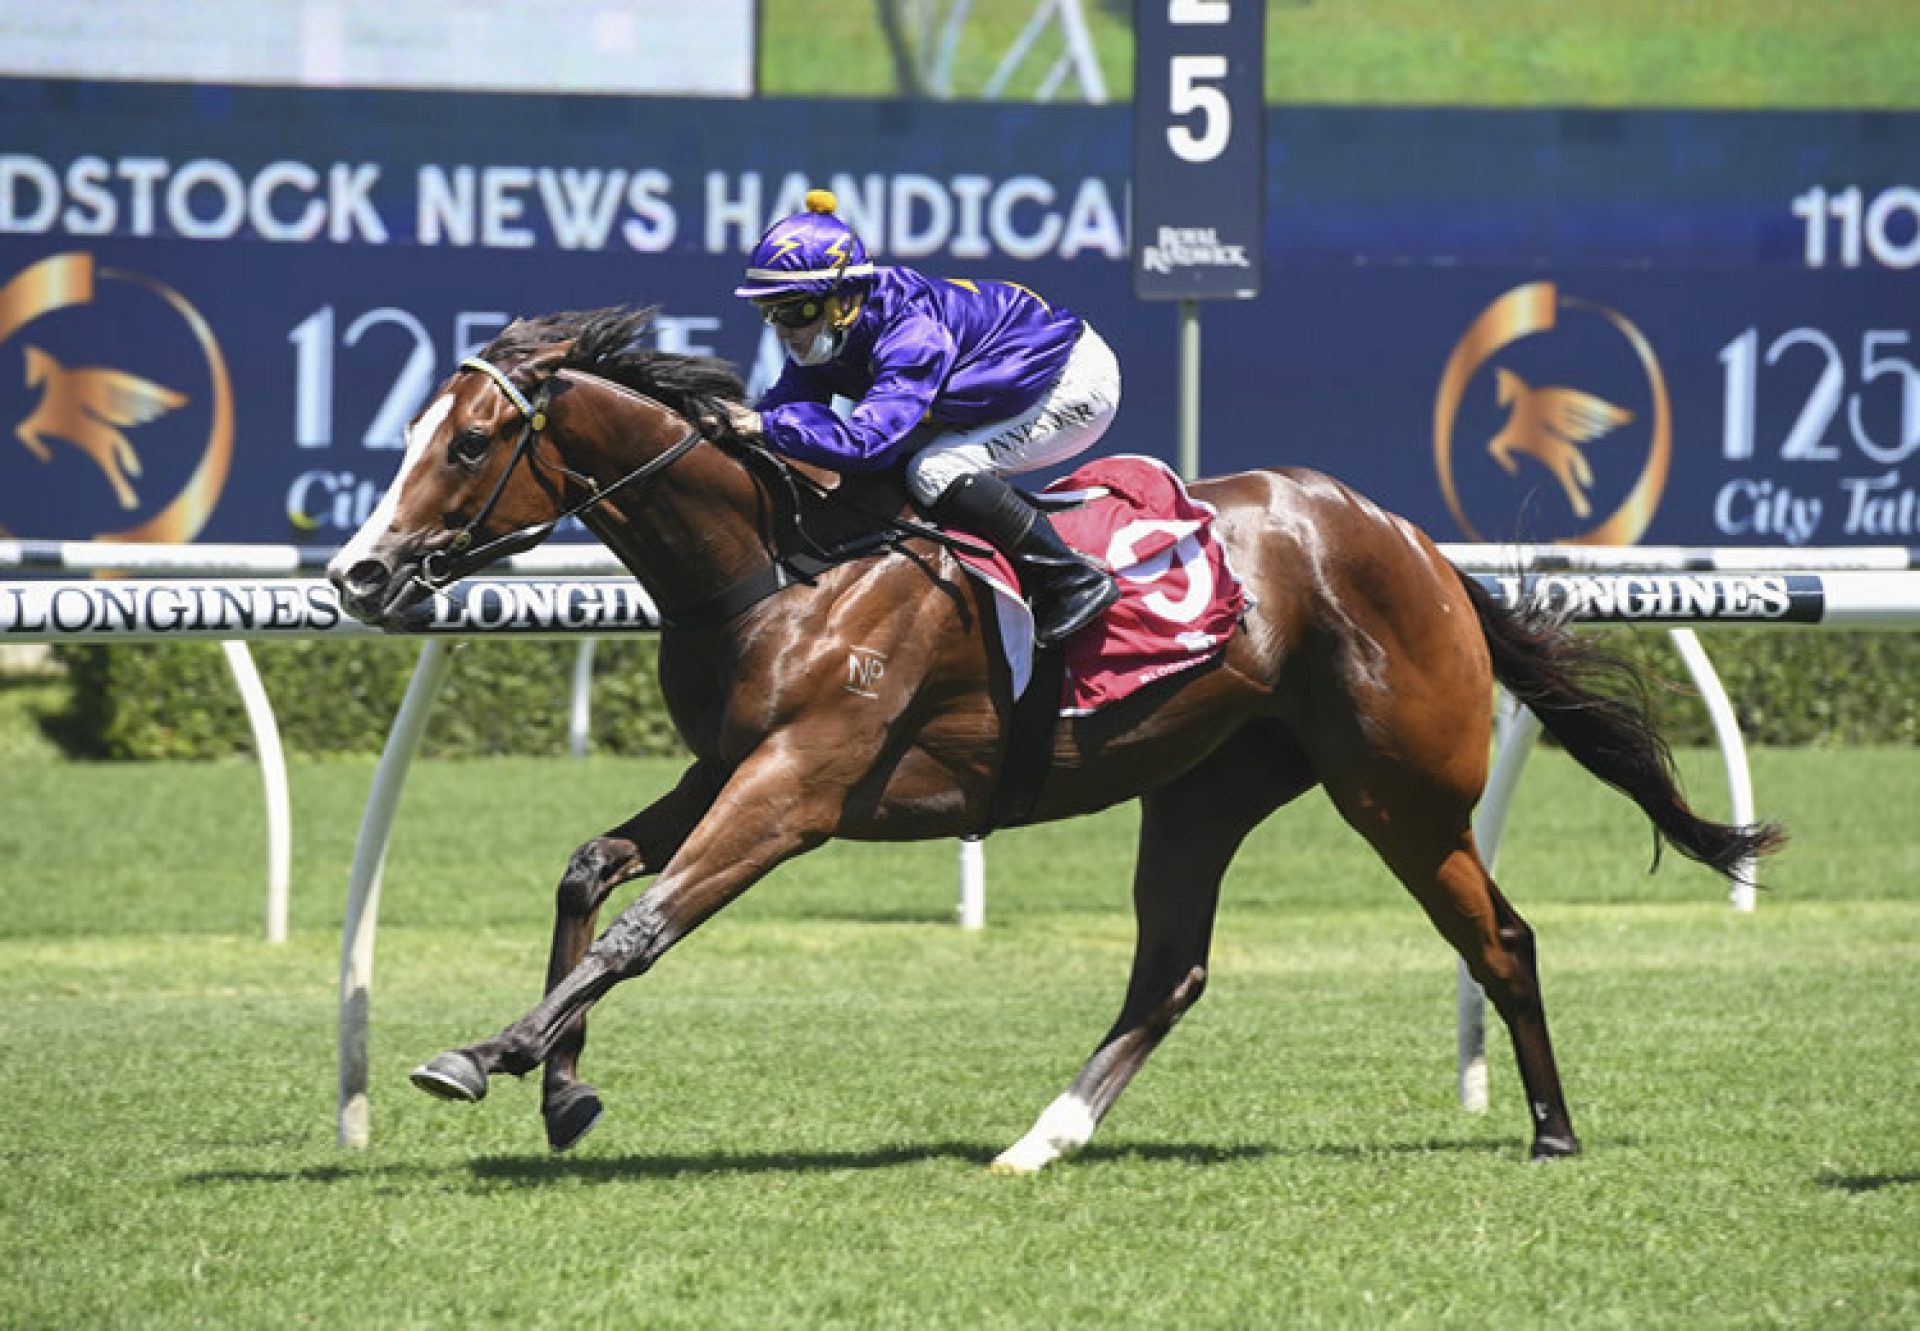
[756,267,1084,473]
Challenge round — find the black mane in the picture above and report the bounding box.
[483,305,747,426]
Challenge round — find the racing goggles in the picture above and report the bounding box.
[756,296,828,329]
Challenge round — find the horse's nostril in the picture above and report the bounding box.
[339,558,390,597]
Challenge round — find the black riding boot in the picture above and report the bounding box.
[930,472,1120,647]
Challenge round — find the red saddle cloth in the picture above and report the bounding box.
[954,455,1247,715]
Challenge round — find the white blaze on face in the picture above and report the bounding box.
[328,390,457,581]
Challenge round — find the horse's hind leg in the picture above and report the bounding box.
[1339,790,1580,1159]
[993,728,1309,1175]
[1432,855,1578,1159]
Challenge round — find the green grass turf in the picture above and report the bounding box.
[760,0,1920,108]
[1,748,1914,1327]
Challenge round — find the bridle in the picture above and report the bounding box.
[421,355,703,587]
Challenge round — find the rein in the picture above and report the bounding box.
[646,443,981,629]
[430,356,995,626]
[422,357,702,587]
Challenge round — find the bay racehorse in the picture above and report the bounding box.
[327,306,1783,1170]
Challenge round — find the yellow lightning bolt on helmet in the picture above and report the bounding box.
[734,188,874,301]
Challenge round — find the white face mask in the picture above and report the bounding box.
[789,324,842,367]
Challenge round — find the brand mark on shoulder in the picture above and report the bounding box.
[845,647,888,698]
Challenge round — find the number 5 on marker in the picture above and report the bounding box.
[1167,55,1231,164]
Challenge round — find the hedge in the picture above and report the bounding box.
[52,637,682,760]
[1588,628,1920,747]
[42,627,1920,761]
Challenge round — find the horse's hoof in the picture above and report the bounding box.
[987,1140,1064,1176]
[410,1051,488,1103]
[543,1083,604,1153]
[1530,1133,1581,1161]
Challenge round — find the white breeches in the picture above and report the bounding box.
[903,327,1121,508]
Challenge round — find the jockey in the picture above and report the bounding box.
[727,188,1122,648]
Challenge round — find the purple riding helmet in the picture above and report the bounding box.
[735,189,875,365]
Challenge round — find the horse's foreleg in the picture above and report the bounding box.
[532,838,634,1150]
[537,767,723,1150]
[412,746,842,1133]
[993,733,1301,1174]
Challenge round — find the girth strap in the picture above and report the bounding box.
[981,646,1065,833]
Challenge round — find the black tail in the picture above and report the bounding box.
[1455,566,1787,876]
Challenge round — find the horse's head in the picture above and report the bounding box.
[326,336,575,627]
[328,307,746,629]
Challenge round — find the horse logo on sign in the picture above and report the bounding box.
[1433,280,1671,545]
[17,345,189,510]
[0,251,232,542]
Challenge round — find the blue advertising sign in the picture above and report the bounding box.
[0,79,1913,551]
[1131,0,1265,301]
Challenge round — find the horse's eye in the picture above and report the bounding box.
[450,429,490,467]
